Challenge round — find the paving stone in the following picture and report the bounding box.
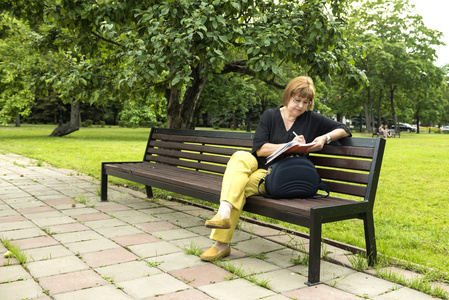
[0,227,47,240]
[83,218,129,229]
[283,284,361,300]
[333,272,402,298]
[139,207,177,216]
[38,269,108,295]
[153,228,199,241]
[53,230,104,244]
[27,255,89,278]
[265,233,310,250]
[81,247,138,268]
[119,273,191,299]
[225,257,281,275]
[128,241,183,258]
[95,225,144,238]
[61,207,101,216]
[73,213,112,222]
[0,220,36,231]
[13,235,60,250]
[111,233,160,246]
[147,251,206,272]
[47,222,90,234]
[0,265,31,283]
[372,286,437,299]
[0,215,28,223]
[26,245,73,261]
[33,216,77,227]
[233,237,284,254]
[52,284,133,300]
[94,203,132,212]
[0,277,45,299]
[171,235,214,249]
[108,210,158,223]
[228,229,254,242]
[198,278,276,300]
[251,268,308,292]
[146,288,215,299]
[26,210,67,220]
[136,221,179,232]
[169,263,234,287]
[264,248,304,268]
[95,260,163,283]
[65,238,120,254]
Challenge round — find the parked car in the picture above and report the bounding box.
[392,122,416,132]
[441,126,449,133]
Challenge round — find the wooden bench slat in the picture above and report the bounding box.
[152,132,254,148]
[148,140,244,157]
[310,156,372,172]
[318,145,374,159]
[147,147,231,166]
[145,155,227,174]
[317,168,369,185]
[322,181,366,197]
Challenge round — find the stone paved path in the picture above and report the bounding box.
[0,153,445,300]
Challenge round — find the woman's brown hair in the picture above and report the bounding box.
[282,76,315,110]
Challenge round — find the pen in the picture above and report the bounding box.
[293,131,298,137]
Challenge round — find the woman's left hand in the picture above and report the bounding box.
[306,135,327,153]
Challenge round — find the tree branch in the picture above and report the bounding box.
[91,31,123,47]
[220,60,286,89]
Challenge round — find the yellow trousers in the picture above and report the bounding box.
[210,151,267,243]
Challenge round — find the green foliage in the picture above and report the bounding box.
[0,15,36,124]
[118,104,157,128]
[1,0,366,129]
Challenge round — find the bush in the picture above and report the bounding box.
[118,105,158,128]
[81,119,93,127]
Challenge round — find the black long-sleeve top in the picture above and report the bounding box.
[251,107,352,169]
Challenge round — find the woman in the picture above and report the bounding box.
[200,76,351,261]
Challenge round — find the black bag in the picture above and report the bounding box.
[258,156,329,199]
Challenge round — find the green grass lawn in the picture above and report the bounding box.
[1,124,449,277]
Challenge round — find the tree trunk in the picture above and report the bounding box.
[15,114,21,127]
[377,89,383,128]
[389,85,399,137]
[166,65,208,129]
[49,97,81,137]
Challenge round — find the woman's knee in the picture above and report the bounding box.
[229,151,258,168]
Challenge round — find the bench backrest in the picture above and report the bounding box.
[146,128,385,206]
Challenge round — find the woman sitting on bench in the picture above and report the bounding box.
[200,76,352,261]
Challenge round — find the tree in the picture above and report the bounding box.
[2,0,366,130]
[0,15,35,126]
[347,0,445,135]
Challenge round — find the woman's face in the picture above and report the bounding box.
[286,94,310,117]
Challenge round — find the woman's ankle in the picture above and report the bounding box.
[213,241,229,252]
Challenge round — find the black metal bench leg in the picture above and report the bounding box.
[307,216,322,286]
[145,186,153,198]
[364,212,377,266]
[101,164,108,202]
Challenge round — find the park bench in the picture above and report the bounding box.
[101,127,386,285]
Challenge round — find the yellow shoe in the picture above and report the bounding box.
[205,214,231,229]
[200,246,231,261]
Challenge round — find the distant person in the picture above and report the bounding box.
[384,125,392,138]
[378,124,387,138]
